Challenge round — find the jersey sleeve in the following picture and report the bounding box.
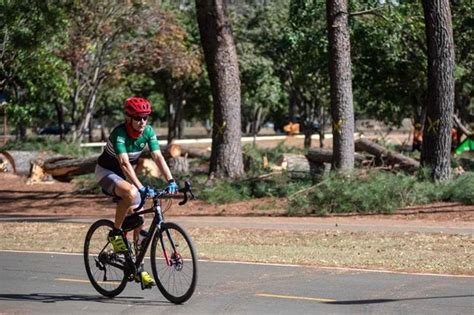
[112,127,128,154]
[146,126,160,152]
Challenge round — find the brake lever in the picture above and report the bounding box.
[178,192,188,206]
[178,180,194,206]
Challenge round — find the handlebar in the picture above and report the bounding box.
[177,180,195,206]
[133,180,195,211]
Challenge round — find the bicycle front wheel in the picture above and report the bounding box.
[150,222,198,304]
[84,219,128,297]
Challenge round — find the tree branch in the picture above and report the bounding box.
[349,6,389,20]
[452,114,473,137]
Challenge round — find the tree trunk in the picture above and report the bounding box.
[421,0,455,181]
[54,102,65,141]
[326,0,355,171]
[196,0,244,179]
[166,82,185,144]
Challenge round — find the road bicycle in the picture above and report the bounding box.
[83,181,197,304]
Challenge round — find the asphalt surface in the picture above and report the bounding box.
[0,251,473,314]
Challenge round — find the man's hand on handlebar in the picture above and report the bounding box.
[139,186,157,199]
[165,179,179,194]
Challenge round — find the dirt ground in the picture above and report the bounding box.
[0,172,472,223]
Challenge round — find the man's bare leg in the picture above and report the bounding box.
[113,180,139,230]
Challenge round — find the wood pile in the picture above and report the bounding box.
[2,138,422,183]
[1,143,199,183]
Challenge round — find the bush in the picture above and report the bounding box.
[288,170,451,216]
[442,172,474,204]
[199,173,312,204]
[200,181,251,204]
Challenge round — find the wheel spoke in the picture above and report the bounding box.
[150,222,197,304]
[84,220,128,297]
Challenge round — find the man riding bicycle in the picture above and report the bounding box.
[95,96,178,289]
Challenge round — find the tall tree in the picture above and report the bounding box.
[0,1,67,139]
[61,0,147,142]
[195,0,244,179]
[326,0,354,170]
[421,0,455,180]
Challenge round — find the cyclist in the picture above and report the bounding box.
[95,96,178,289]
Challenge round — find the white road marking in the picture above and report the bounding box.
[256,293,335,302]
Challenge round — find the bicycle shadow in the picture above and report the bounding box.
[324,294,474,305]
[0,293,172,306]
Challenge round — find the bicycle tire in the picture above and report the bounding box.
[150,222,198,304]
[84,219,128,297]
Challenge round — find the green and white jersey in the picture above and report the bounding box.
[97,123,160,175]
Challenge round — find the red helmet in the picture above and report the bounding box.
[124,97,152,116]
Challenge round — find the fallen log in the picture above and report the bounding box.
[139,145,182,160]
[355,138,419,171]
[0,150,60,175]
[40,155,99,181]
[306,148,367,177]
[180,146,210,159]
[306,148,366,165]
[30,144,192,181]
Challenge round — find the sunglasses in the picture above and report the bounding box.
[130,115,149,122]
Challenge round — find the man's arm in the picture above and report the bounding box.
[150,150,173,182]
[117,153,143,189]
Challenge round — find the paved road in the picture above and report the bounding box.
[0,215,472,235]
[0,251,472,314]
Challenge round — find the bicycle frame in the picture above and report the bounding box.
[132,198,164,268]
[102,181,194,277]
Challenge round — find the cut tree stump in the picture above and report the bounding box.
[275,154,310,178]
[136,158,160,177]
[355,138,419,171]
[168,156,189,174]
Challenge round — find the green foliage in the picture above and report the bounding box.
[271,0,330,137]
[442,172,474,204]
[288,170,474,216]
[231,5,287,134]
[351,1,427,126]
[0,138,99,157]
[200,181,251,204]
[200,173,311,205]
[1,1,69,134]
[452,1,474,121]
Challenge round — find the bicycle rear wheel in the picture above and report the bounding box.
[84,219,128,297]
[150,222,198,304]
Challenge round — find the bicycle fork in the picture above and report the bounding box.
[160,228,182,269]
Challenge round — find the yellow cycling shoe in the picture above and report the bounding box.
[108,234,128,253]
[107,228,128,253]
[138,271,156,290]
